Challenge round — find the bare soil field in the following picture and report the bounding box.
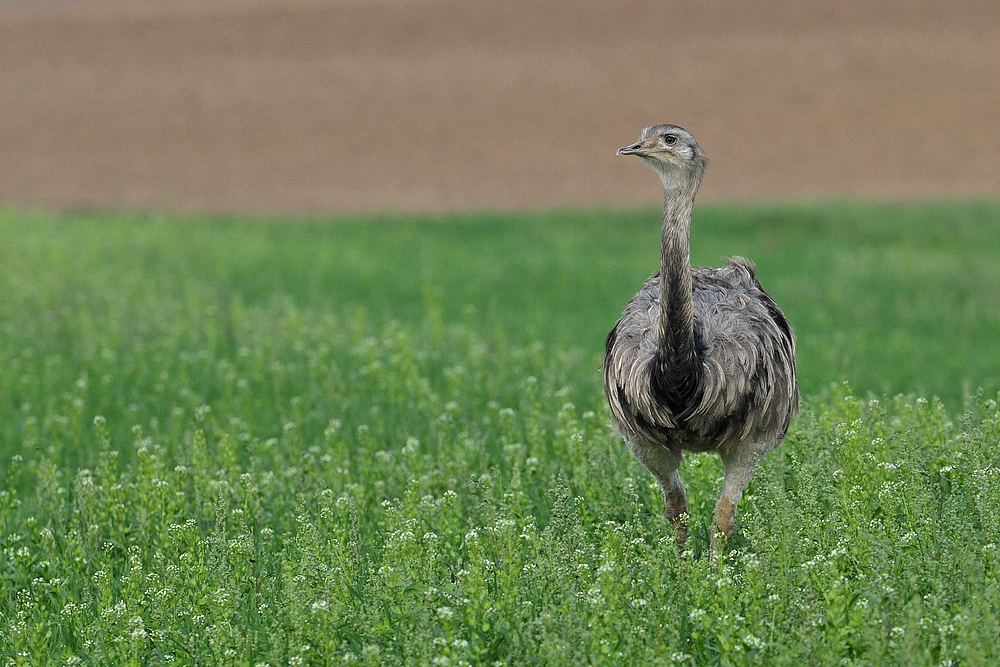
[1,0,999,214]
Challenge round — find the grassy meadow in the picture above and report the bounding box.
[2,202,1000,665]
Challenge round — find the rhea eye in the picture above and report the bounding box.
[663,135,677,146]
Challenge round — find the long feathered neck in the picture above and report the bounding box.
[655,173,702,409]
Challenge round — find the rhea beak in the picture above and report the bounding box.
[616,141,645,156]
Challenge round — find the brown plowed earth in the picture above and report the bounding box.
[1,0,999,215]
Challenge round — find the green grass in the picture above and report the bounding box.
[2,203,1000,665]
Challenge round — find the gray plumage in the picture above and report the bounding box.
[604,124,797,556]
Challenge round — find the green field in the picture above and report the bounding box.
[2,203,1000,665]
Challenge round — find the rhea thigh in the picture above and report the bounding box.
[715,444,763,537]
[627,438,686,515]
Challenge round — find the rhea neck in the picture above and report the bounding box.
[654,164,703,408]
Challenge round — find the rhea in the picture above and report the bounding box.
[604,124,797,556]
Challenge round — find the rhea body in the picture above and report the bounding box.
[603,125,797,553]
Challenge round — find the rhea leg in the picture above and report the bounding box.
[711,446,761,559]
[628,439,687,547]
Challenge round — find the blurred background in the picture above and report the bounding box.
[2,0,999,215]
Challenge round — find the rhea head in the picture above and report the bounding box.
[617,124,708,189]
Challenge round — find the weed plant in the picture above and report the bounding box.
[1,206,999,665]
